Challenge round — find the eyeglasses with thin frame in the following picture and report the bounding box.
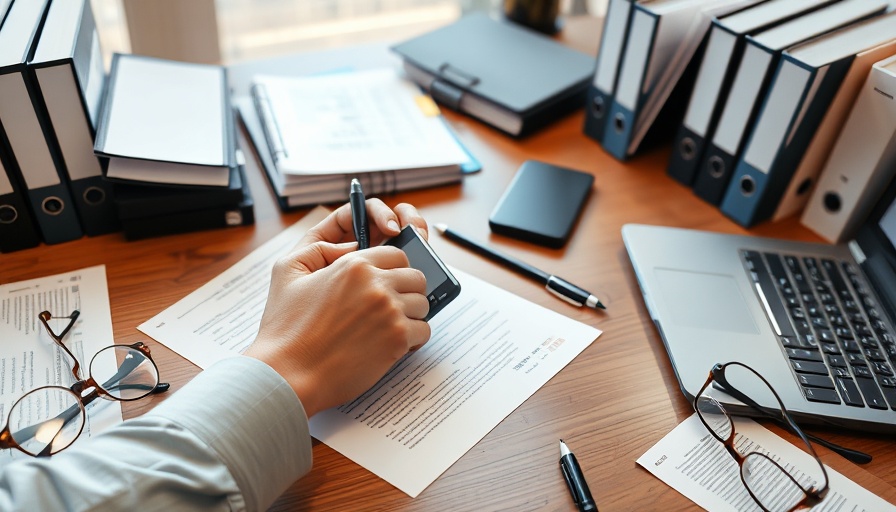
[694,362,830,512]
[0,310,169,457]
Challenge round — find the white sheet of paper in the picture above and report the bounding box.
[0,265,121,464]
[255,68,469,174]
[138,207,331,367]
[309,272,601,496]
[138,207,601,497]
[637,414,895,511]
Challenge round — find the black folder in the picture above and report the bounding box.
[391,13,594,138]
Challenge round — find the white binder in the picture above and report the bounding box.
[802,54,896,243]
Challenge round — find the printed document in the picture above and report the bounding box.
[139,207,601,496]
[253,68,470,174]
[637,414,895,511]
[0,266,121,465]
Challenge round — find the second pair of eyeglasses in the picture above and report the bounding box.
[0,310,169,457]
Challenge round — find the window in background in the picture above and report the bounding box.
[89,0,606,67]
[91,0,130,67]
[216,0,496,64]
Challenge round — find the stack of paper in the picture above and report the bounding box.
[245,68,479,210]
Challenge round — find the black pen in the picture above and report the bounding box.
[349,178,369,249]
[559,440,598,512]
[433,224,605,309]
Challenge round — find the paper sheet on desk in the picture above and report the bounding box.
[0,266,121,466]
[637,414,895,511]
[138,206,602,497]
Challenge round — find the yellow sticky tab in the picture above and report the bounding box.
[415,95,441,117]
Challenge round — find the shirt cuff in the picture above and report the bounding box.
[146,356,312,511]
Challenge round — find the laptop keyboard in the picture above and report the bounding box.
[743,250,896,411]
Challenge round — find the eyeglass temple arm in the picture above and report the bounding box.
[39,311,82,380]
[712,379,872,464]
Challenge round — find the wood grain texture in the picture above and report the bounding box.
[0,16,892,511]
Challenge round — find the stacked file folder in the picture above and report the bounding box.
[239,68,480,211]
[94,53,253,240]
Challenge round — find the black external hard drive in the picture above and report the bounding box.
[489,160,594,248]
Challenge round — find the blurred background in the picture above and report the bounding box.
[90,0,608,66]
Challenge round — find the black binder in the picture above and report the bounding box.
[582,0,633,144]
[0,0,84,245]
[666,0,837,187]
[693,0,886,206]
[29,0,119,236]
[0,126,41,252]
[391,13,594,138]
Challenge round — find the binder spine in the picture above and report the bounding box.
[601,8,657,161]
[33,48,120,236]
[668,25,738,186]
[721,59,813,227]
[0,127,41,252]
[583,0,632,144]
[693,42,775,205]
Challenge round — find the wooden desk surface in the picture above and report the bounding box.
[2,16,893,512]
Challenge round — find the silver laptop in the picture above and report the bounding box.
[623,187,896,435]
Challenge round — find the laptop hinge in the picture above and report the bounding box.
[848,240,866,264]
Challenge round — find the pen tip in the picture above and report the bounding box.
[596,301,606,310]
[433,223,447,234]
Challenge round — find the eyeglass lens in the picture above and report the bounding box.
[90,345,160,400]
[696,364,827,512]
[8,387,85,456]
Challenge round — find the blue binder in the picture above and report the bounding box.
[582,0,633,145]
[722,11,896,227]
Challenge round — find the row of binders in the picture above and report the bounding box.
[0,0,252,253]
[585,0,896,242]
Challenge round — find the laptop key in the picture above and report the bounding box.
[765,253,791,287]
[833,327,852,339]
[827,354,847,367]
[835,378,865,407]
[786,348,823,362]
[852,364,872,378]
[803,387,841,404]
[820,343,841,355]
[865,349,886,361]
[780,336,800,348]
[871,362,894,377]
[797,373,834,389]
[832,366,852,378]
[880,386,896,410]
[855,378,888,409]
[791,360,829,375]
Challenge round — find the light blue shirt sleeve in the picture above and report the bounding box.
[0,356,312,512]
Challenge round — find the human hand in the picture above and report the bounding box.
[244,201,432,418]
[302,198,430,246]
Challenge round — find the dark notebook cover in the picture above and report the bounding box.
[391,13,594,136]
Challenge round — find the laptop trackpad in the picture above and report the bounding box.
[655,268,759,334]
